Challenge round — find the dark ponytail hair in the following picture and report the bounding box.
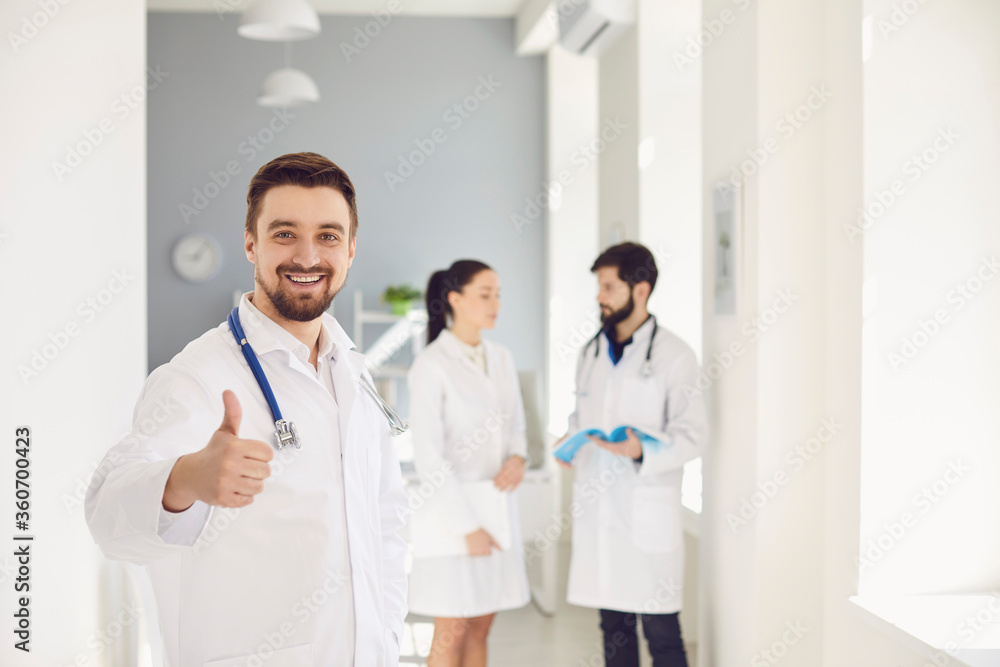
[425,259,493,345]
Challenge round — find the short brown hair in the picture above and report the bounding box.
[591,242,658,293]
[245,152,358,239]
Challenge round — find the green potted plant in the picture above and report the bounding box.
[381,284,422,315]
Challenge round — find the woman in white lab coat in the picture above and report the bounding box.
[407,259,531,667]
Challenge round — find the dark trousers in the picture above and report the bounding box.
[599,609,688,667]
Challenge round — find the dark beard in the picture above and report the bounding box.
[256,264,342,322]
[600,294,634,341]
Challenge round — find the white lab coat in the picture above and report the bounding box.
[566,316,707,614]
[405,329,530,618]
[85,292,408,667]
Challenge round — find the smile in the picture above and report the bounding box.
[285,274,326,286]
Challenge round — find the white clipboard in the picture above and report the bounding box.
[410,479,511,559]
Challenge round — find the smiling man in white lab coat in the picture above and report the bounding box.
[85,152,408,667]
[560,242,707,667]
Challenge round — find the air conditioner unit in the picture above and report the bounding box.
[557,0,635,57]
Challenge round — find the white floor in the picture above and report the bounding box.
[397,545,697,666]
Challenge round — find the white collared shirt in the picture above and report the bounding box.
[244,294,339,402]
[445,329,488,376]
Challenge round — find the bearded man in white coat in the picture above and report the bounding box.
[559,242,707,667]
[85,152,408,667]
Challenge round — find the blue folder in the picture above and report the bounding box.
[554,426,666,463]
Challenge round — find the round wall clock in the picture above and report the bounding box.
[172,233,223,283]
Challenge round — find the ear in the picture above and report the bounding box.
[244,231,257,264]
[634,281,652,304]
[347,234,356,268]
[447,289,461,310]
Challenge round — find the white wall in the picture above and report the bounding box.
[699,0,947,664]
[697,0,761,661]
[598,23,639,246]
[545,44,600,440]
[544,44,599,595]
[636,0,703,360]
[860,0,1000,597]
[0,0,147,665]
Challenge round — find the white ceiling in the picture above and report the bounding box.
[146,0,524,17]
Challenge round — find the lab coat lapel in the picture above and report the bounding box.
[440,329,495,396]
[482,341,501,400]
[332,348,366,447]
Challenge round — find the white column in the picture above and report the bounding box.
[543,43,600,612]
[0,0,147,665]
[636,0,703,359]
[598,25,639,246]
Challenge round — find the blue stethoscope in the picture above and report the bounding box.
[228,307,301,449]
[227,307,409,450]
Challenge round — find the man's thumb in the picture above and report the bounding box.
[219,389,242,436]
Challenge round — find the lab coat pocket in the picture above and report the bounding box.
[618,378,666,431]
[631,486,679,553]
[203,643,312,666]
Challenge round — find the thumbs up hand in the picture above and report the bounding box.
[162,390,274,512]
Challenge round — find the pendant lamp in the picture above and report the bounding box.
[239,0,320,42]
[257,66,320,107]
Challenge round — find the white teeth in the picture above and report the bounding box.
[289,275,322,284]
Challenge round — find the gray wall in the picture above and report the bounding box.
[147,12,546,378]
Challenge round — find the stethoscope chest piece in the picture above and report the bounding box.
[274,418,301,450]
